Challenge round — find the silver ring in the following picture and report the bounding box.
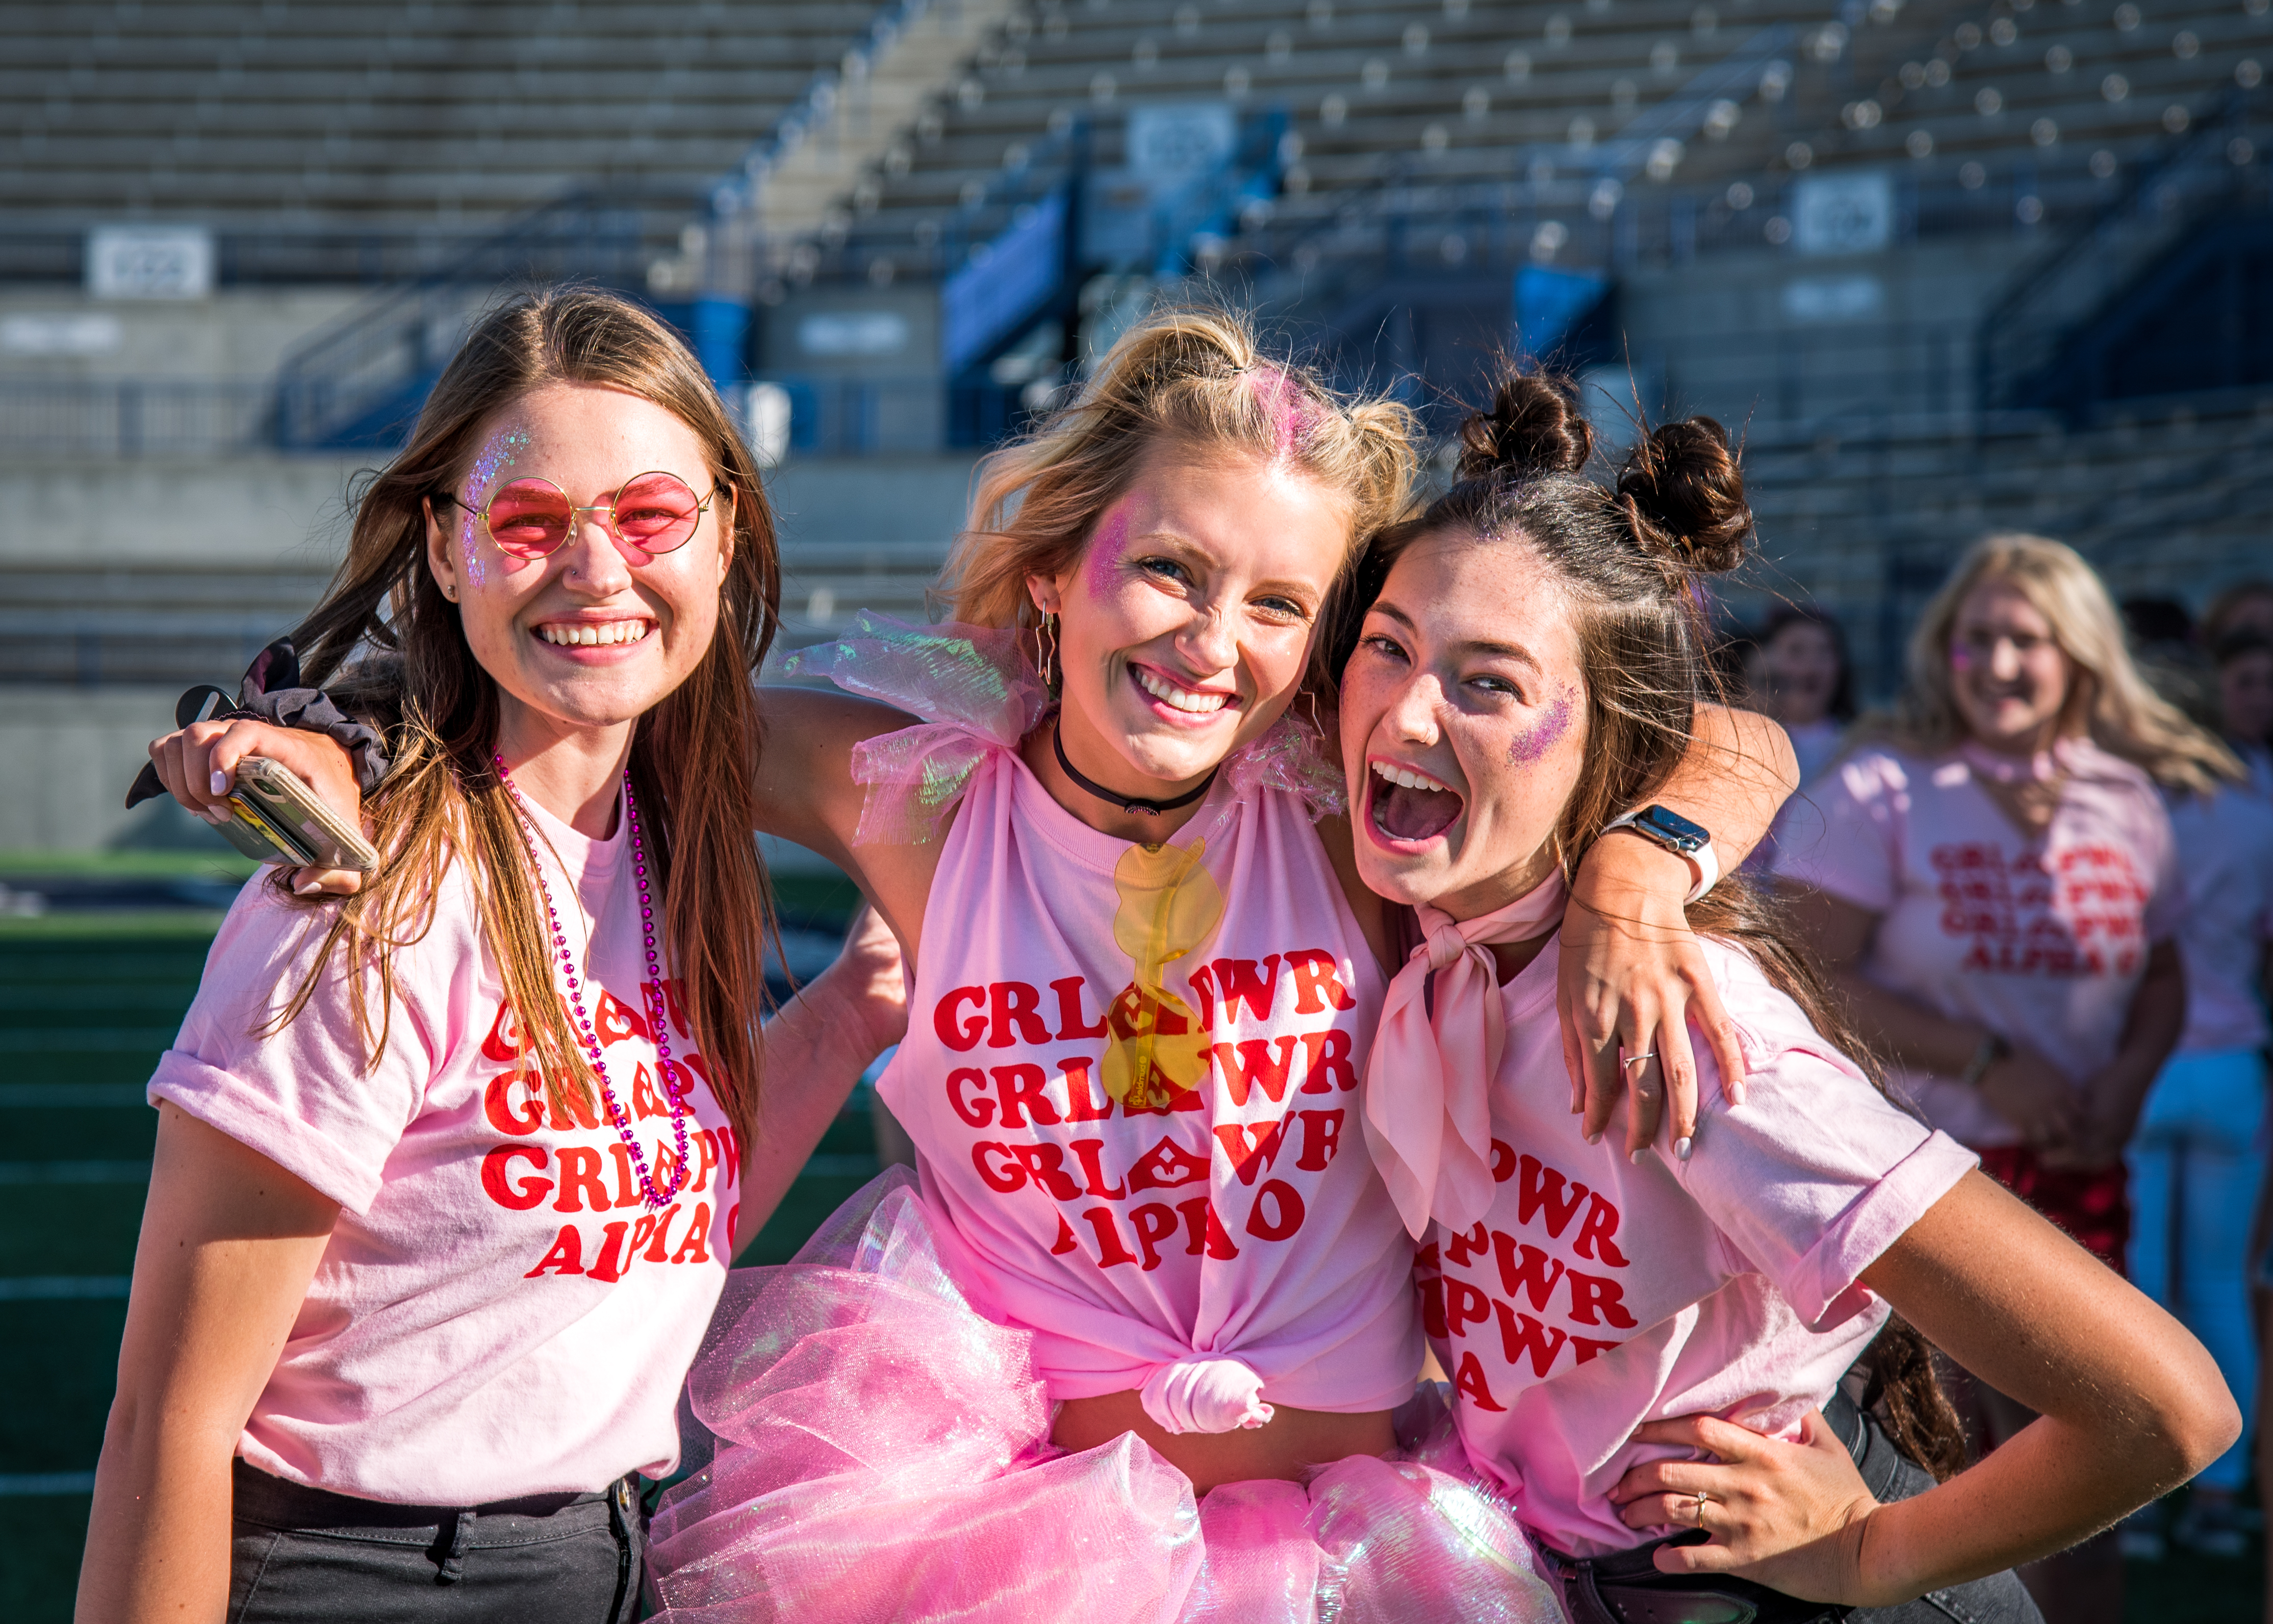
[1622,1051,1657,1069]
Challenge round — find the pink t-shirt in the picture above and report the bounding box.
[1773,740,2182,1147]
[2166,781,2273,1054]
[878,743,1423,1416]
[149,790,740,1506]
[1420,935,1975,1558]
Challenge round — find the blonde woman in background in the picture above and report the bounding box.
[1773,532,2238,1624]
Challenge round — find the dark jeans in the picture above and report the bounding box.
[228,1458,646,1623]
[1535,1392,2042,1624]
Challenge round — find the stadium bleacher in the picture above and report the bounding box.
[0,0,904,281]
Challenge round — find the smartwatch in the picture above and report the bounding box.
[1601,804,1720,903]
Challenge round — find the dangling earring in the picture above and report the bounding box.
[1304,690,1324,735]
[1038,612,1058,690]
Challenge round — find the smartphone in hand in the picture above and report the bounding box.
[216,756,379,872]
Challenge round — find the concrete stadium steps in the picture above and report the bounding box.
[821,0,1821,271]
[0,0,899,269]
[1805,0,2268,197]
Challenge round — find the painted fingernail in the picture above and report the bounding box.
[210,770,228,796]
[1629,1147,1651,1166]
[1585,1130,1604,1146]
[1675,1136,1694,1161]
[293,877,322,896]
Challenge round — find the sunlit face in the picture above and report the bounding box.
[1031,444,1350,789]
[1947,578,2076,753]
[1762,619,1841,728]
[424,382,732,742]
[2221,649,2273,747]
[1340,533,1589,921]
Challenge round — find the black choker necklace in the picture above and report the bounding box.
[1052,723,1218,817]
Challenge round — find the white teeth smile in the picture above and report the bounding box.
[1372,760,1453,793]
[1136,668,1230,714]
[538,622,652,647]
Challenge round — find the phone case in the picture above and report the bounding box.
[227,757,380,872]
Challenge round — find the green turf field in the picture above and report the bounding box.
[0,891,882,1620]
[2,901,2262,1621]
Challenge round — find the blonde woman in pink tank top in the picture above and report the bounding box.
[200,307,1798,1621]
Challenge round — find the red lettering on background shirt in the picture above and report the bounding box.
[1931,840,2150,979]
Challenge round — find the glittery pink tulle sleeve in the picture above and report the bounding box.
[1219,715,1346,822]
[775,612,1050,845]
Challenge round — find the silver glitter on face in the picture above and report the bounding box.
[459,428,530,588]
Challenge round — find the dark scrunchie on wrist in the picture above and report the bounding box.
[123,637,390,808]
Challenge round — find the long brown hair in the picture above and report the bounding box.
[1342,368,1968,1479]
[278,288,782,1134]
[944,303,1418,705]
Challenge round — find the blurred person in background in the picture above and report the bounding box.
[1743,605,1857,874]
[2205,580,2273,794]
[1775,533,2237,1624]
[2121,614,2273,1561]
[1754,604,1856,785]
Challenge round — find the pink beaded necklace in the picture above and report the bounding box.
[495,754,690,1211]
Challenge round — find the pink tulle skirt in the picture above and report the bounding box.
[647,1172,1562,1623]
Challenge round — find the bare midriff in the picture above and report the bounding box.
[1052,1391,1396,1494]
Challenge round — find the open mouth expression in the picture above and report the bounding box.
[1365,755,1464,848]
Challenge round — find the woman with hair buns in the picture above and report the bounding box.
[1772,534,2240,1623]
[1342,371,2236,1624]
[181,304,1795,1620]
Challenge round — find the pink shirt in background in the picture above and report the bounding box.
[150,791,739,1506]
[2165,781,2273,1054]
[1772,739,2182,1147]
[877,744,1424,1418]
[1423,935,1975,1558]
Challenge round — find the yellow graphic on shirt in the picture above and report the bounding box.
[1101,839,1225,1110]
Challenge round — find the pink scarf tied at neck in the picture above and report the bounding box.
[1361,872,1569,1241]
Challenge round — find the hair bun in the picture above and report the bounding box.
[1455,373,1593,483]
[1615,416,1751,575]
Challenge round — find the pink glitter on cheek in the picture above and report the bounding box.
[1508,686,1574,765]
[1950,644,1975,672]
[1084,503,1132,601]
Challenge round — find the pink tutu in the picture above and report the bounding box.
[647,1172,1563,1623]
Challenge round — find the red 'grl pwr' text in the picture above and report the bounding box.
[927,954,1361,1273]
[1420,1143,1636,1411]
[470,989,739,1282]
[1931,841,2151,978]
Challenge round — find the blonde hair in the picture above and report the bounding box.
[1881,532,2240,796]
[942,304,1418,699]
